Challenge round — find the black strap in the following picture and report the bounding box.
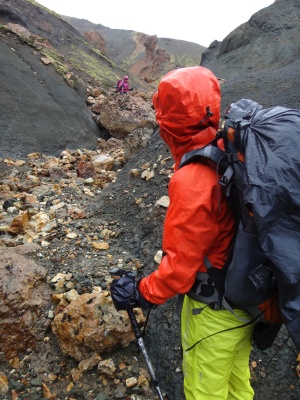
[179,144,228,171]
[177,136,248,311]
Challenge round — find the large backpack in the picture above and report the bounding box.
[179,99,300,350]
[115,78,123,92]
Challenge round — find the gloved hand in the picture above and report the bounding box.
[110,270,154,311]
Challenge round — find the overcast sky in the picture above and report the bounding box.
[36,0,275,47]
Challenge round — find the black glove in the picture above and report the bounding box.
[110,270,153,311]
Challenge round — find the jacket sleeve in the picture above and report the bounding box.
[139,168,227,304]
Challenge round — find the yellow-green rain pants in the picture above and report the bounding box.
[181,296,254,400]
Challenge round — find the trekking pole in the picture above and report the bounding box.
[109,268,165,399]
[127,308,164,400]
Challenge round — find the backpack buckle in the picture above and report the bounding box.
[219,165,234,187]
[209,302,222,310]
[226,153,239,163]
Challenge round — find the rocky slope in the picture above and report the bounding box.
[1,0,300,399]
[0,27,101,159]
[201,0,300,115]
[0,131,299,400]
[0,0,205,160]
[0,0,154,160]
[0,0,130,88]
[202,0,300,80]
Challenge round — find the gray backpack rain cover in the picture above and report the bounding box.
[233,104,300,348]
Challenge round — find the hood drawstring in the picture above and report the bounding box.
[199,106,213,125]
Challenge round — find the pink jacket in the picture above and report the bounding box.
[118,76,130,93]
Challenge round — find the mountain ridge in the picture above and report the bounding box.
[62,15,205,83]
[1,0,300,159]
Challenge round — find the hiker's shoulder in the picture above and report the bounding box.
[172,161,216,187]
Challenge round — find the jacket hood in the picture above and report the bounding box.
[152,66,221,169]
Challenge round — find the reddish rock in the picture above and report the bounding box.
[0,248,52,359]
[76,161,97,179]
[52,292,145,361]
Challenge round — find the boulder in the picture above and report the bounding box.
[0,247,52,359]
[52,292,145,361]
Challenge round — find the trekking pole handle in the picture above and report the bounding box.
[127,309,164,400]
[127,308,142,339]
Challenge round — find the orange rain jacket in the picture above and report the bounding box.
[139,66,235,304]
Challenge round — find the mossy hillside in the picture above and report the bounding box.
[24,1,128,88]
[67,44,126,89]
[168,52,201,67]
[1,25,125,90]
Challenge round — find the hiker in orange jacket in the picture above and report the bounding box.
[111,66,254,399]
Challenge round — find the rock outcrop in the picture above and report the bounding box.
[84,30,107,54]
[0,246,52,359]
[96,92,157,161]
[52,292,145,360]
[128,35,171,79]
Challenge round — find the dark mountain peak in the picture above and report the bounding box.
[201,0,300,80]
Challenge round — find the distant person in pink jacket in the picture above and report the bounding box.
[117,75,132,94]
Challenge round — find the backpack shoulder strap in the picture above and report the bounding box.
[179,144,228,171]
[178,142,245,309]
